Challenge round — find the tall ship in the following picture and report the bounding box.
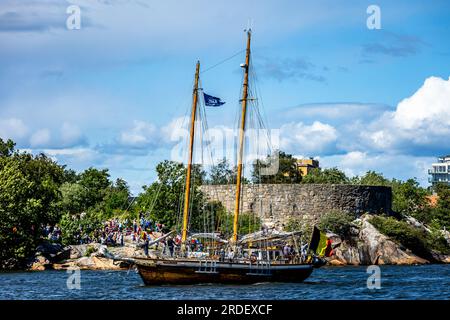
[134,30,328,285]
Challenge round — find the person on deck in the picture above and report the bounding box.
[283,244,290,258]
[167,237,175,257]
[227,250,235,263]
[219,248,226,262]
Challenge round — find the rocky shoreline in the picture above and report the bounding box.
[28,214,450,271]
[327,214,450,265]
[30,242,141,271]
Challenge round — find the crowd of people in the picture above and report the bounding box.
[42,213,307,264]
[43,224,62,242]
[43,212,173,249]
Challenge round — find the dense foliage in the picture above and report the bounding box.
[369,215,450,258]
[189,201,261,237]
[1,136,449,269]
[353,171,449,230]
[284,218,313,243]
[318,210,355,237]
[58,211,104,246]
[430,183,450,229]
[302,167,350,184]
[252,151,302,184]
[208,158,235,185]
[0,139,66,268]
[0,138,134,268]
[136,161,205,229]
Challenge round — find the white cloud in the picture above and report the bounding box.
[98,117,190,156]
[118,120,158,147]
[1,118,86,149]
[160,116,190,142]
[60,122,85,147]
[361,76,450,155]
[393,76,450,130]
[30,128,51,147]
[0,118,28,141]
[280,121,338,155]
[320,151,434,185]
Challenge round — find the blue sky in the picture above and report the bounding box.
[1,0,450,194]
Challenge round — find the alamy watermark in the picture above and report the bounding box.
[66,267,81,290]
[66,5,81,30]
[366,265,381,289]
[367,5,381,30]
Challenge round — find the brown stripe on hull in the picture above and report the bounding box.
[135,259,314,285]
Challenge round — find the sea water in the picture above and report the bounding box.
[0,265,449,300]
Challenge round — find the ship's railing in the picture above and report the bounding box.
[195,260,218,274]
[246,260,272,276]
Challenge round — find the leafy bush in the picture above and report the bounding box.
[318,210,355,237]
[369,215,450,258]
[85,246,97,257]
[302,167,349,184]
[284,217,312,243]
[284,217,303,232]
[59,211,103,246]
[215,210,261,238]
[0,144,66,269]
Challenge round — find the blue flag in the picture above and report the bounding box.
[203,93,225,107]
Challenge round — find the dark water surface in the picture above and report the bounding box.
[1,265,449,300]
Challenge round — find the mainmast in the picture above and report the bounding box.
[181,61,200,243]
[232,30,251,243]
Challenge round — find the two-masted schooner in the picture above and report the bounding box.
[134,30,323,285]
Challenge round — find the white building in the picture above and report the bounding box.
[428,155,450,187]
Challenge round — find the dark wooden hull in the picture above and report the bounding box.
[135,258,314,285]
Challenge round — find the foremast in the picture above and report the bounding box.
[181,61,200,244]
[232,30,251,243]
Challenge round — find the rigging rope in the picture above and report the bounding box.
[200,49,245,74]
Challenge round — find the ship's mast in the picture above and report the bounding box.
[232,30,251,243]
[181,61,200,243]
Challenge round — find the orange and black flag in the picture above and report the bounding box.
[309,226,333,257]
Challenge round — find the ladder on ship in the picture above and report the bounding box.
[195,260,218,274]
[247,260,272,276]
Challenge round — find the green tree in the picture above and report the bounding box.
[302,167,349,184]
[59,211,103,245]
[13,152,65,224]
[252,151,302,184]
[432,183,450,229]
[352,171,390,186]
[318,210,355,237]
[103,178,131,217]
[0,138,15,157]
[0,158,42,268]
[59,182,86,214]
[0,153,66,268]
[391,178,428,218]
[136,161,206,228]
[353,172,430,220]
[79,167,111,209]
[209,158,234,184]
[62,168,79,184]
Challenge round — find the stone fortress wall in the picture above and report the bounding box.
[200,184,392,229]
